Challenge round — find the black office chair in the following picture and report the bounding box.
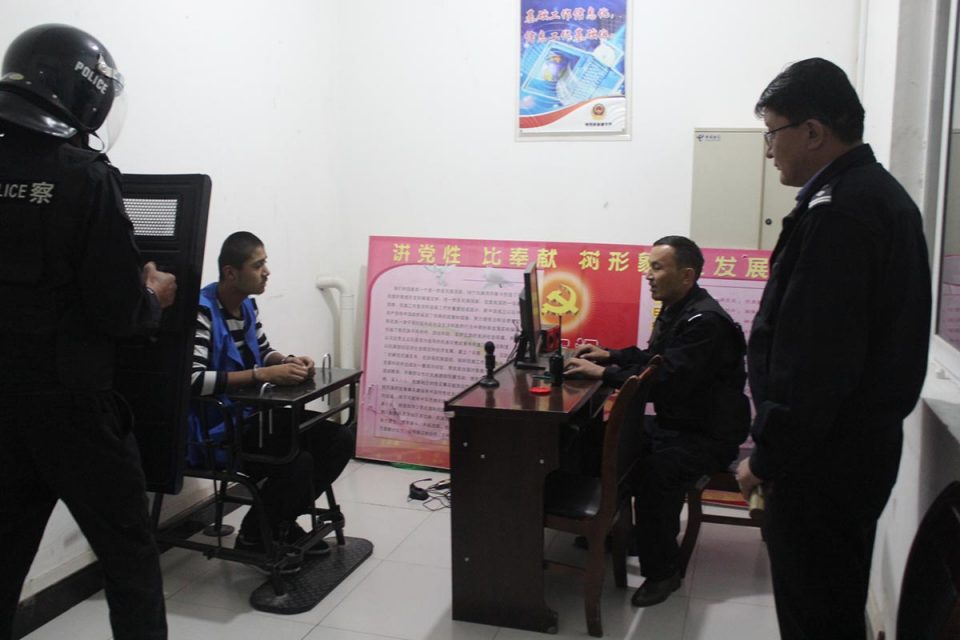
[542,358,660,638]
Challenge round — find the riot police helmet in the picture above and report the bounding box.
[0,24,125,146]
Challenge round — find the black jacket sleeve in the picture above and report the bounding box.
[79,162,160,336]
[602,346,651,386]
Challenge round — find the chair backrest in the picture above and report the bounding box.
[598,356,660,518]
[114,174,211,495]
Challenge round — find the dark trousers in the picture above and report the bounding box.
[238,409,355,540]
[0,392,166,640]
[764,482,877,640]
[632,417,736,581]
[762,422,902,640]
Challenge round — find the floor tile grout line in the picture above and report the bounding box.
[381,508,451,563]
[307,621,409,640]
[685,595,778,609]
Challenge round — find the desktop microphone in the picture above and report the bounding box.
[479,341,500,388]
[549,315,564,386]
[549,351,564,386]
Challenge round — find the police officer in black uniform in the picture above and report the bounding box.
[0,24,175,640]
[736,58,931,640]
[566,235,750,608]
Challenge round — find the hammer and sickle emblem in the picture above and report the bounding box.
[542,284,579,316]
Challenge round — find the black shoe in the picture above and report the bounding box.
[286,523,331,556]
[234,532,266,553]
[235,533,302,574]
[630,572,681,607]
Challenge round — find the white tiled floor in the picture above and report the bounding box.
[24,461,780,640]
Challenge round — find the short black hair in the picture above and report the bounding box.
[218,231,263,280]
[653,235,703,280]
[755,58,864,144]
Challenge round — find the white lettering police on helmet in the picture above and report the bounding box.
[74,60,109,95]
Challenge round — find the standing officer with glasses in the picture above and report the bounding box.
[736,58,931,639]
[0,25,174,640]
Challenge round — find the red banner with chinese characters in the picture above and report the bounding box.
[360,236,770,468]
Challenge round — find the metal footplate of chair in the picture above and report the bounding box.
[243,500,348,594]
[154,482,373,611]
[250,535,374,614]
[246,500,345,584]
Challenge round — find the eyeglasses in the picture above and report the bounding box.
[763,122,801,147]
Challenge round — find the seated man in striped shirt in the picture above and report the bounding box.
[189,231,354,557]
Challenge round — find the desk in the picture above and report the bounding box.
[444,364,604,633]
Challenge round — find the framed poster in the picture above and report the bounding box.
[518,0,629,138]
[358,236,770,468]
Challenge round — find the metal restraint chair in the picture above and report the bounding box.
[542,357,660,638]
[185,395,347,588]
[117,174,352,599]
[677,447,763,578]
[116,173,285,579]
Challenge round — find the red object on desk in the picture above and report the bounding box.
[530,386,551,395]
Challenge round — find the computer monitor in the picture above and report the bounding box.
[516,262,543,368]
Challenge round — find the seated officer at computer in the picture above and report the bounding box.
[189,231,354,556]
[565,235,750,607]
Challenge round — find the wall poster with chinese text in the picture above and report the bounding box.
[941,254,960,348]
[359,236,770,468]
[518,0,628,137]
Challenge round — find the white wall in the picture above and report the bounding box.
[860,0,900,164]
[6,0,868,603]
[332,1,862,255]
